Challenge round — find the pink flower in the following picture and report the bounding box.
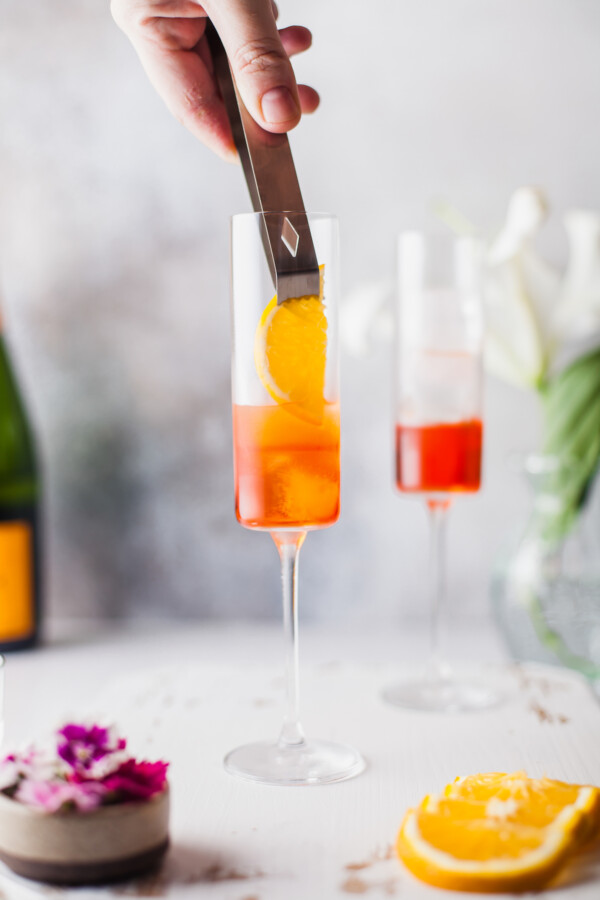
[1,724,168,812]
[102,759,168,801]
[57,724,126,776]
[0,747,57,791]
[16,779,107,813]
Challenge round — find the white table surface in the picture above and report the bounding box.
[2,618,600,900]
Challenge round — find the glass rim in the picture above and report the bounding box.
[231,211,337,223]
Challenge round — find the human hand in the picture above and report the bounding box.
[111,0,320,160]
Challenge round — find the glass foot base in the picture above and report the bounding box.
[382,676,502,713]
[224,739,365,786]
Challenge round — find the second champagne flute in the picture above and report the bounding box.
[382,232,501,713]
[225,212,364,785]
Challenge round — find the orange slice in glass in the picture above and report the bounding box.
[254,267,327,424]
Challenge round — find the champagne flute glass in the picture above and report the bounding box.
[225,212,364,784]
[382,232,500,713]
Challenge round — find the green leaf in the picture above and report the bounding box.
[543,360,600,450]
[541,347,600,543]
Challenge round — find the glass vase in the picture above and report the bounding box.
[491,454,600,683]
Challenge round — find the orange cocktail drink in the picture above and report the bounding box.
[396,418,482,494]
[234,401,340,530]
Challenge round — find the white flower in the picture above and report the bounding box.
[0,745,60,790]
[484,188,559,388]
[553,210,600,367]
[0,758,21,791]
[485,188,600,389]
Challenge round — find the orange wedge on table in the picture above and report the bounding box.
[446,772,600,841]
[254,266,327,424]
[397,772,600,893]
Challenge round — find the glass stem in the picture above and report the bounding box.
[427,500,451,681]
[272,531,307,748]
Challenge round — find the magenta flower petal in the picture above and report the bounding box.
[57,724,127,775]
[102,759,169,801]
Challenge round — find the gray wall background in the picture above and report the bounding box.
[0,1,599,625]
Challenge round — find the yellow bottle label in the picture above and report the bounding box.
[0,521,34,642]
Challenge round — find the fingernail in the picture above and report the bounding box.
[261,87,299,125]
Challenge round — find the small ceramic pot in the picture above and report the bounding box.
[0,786,169,885]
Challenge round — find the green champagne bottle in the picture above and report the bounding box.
[0,308,41,650]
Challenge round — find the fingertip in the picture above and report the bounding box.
[223,145,240,165]
[298,84,320,115]
[287,25,312,45]
[260,86,301,128]
[279,25,313,57]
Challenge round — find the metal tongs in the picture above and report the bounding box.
[206,21,320,304]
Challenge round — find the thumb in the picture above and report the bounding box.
[205,0,301,132]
